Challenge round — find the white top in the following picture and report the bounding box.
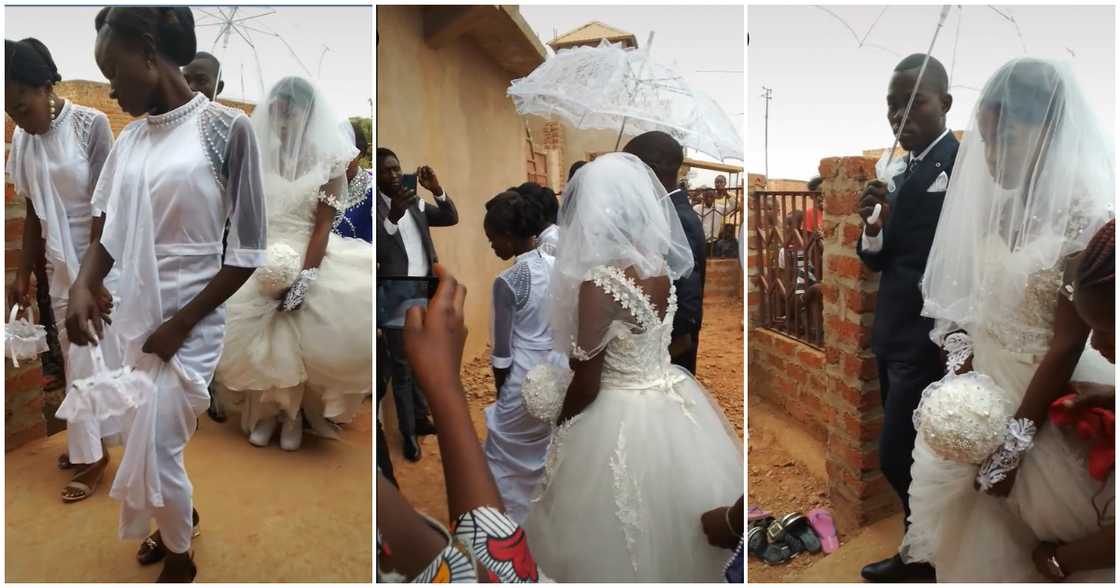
[694,201,731,241]
[6,100,114,297]
[379,190,449,277]
[862,128,953,253]
[490,249,555,369]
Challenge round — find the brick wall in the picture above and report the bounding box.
[4,81,255,451]
[748,155,896,531]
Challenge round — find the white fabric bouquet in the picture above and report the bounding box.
[522,362,573,424]
[255,242,302,298]
[56,336,150,423]
[5,305,48,367]
[914,372,1016,464]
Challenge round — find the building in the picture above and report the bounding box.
[548,21,638,51]
[376,5,548,357]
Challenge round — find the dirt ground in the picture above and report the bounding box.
[381,294,745,527]
[746,395,903,583]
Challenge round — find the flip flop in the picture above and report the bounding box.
[61,463,105,503]
[748,505,771,523]
[768,512,821,555]
[808,508,839,554]
[747,526,768,560]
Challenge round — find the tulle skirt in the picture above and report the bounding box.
[522,367,743,582]
[216,233,373,437]
[901,333,1115,582]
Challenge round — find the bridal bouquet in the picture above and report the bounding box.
[255,242,303,298]
[914,372,1016,464]
[522,362,573,424]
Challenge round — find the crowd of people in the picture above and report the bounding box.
[843,53,1115,582]
[375,131,746,581]
[6,6,373,582]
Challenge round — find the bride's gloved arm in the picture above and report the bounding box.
[557,281,612,425]
[982,295,1090,497]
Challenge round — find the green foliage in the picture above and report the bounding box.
[349,116,373,169]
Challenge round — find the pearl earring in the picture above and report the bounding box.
[48,95,57,120]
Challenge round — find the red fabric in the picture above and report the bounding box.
[486,527,539,582]
[1049,393,1115,481]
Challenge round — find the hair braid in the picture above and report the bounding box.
[1078,219,1115,288]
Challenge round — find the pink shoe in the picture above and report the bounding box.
[807,508,839,554]
[747,505,771,523]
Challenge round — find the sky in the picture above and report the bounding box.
[5,6,373,118]
[520,5,745,187]
[748,5,1115,181]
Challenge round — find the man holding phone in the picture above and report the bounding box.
[376,147,459,462]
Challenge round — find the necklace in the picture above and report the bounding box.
[48,94,57,120]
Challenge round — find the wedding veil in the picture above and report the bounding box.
[921,58,1114,345]
[550,152,694,358]
[250,76,358,215]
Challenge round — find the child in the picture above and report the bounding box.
[481,190,555,524]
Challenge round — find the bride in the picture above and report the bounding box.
[902,58,1114,581]
[216,77,372,449]
[521,153,743,581]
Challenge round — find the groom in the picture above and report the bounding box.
[857,54,957,583]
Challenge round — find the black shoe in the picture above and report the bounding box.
[860,554,935,582]
[403,436,423,462]
[414,418,437,437]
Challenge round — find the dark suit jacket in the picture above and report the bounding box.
[857,131,959,361]
[376,192,459,276]
[669,188,706,338]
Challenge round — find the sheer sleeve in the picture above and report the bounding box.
[319,173,361,213]
[571,266,648,361]
[223,115,267,268]
[85,113,113,195]
[491,277,515,369]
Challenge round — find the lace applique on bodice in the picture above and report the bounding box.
[573,266,679,391]
[981,260,1065,356]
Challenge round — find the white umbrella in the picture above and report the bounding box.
[508,38,743,162]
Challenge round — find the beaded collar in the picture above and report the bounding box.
[146,92,207,128]
[47,99,73,132]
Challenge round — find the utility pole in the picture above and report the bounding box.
[760,85,773,187]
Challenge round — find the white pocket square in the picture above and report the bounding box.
[927,171,949,192]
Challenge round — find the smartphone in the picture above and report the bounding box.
[401,173,418,193]
[377,275,438,327]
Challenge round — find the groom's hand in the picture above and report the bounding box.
[858,180,890,236]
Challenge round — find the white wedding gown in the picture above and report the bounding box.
[903,241,1115,582]
[523,267,743,582]
[217,172,373,437]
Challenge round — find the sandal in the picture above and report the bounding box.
[808,508,839,554]
[61,462,106,503]
[156,550,197,583]
[138,510,201,566]
[747,505,771,523]
[57,453,76,470]
[771,512,821,555]
[747,526,768,559]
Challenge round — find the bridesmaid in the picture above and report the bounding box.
[5,36,120,502]
[67,7,266,581]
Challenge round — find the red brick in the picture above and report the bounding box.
[845,287,877,314]
[5,182,16,203]
[843,156,877,182]
[841,221,863,246]
[825,189,861,216]
[861,414,884,443]
[6,218,24,242]
[5,362,42,396]
[4,116,14,144]
[840,352,877,381]
[819,157,840,180]
[825,347,842,366]
[828,254,868,280]
[826,314,867,349]
[821,283,838,304]
[5,419,46,452]
[797,348,825,370]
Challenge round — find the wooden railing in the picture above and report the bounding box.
[752,190,824,347]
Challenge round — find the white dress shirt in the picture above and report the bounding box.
[380,190,449,276]
[862,128,951,253]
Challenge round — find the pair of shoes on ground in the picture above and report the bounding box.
[249,413,304,450]
[746,508,838,566]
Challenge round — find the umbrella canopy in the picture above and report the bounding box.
[508,39,743,161]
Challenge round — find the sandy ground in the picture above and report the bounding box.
[382,294,746,527]
[747,395,902,583]
[6,401,374,583]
